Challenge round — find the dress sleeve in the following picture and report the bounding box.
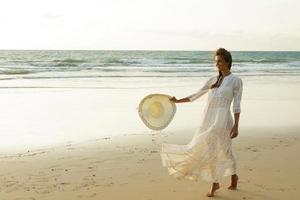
[187,77,214,102]
[232,78,243,113]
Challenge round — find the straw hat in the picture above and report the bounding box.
[138,94,176,130]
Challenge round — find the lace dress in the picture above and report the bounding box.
[160,73,243,182]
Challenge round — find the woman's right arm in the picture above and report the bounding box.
[170,77,213,103]
[169,96,190,103]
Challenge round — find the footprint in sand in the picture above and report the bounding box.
[245,147,260,152]
[242,197,249,199]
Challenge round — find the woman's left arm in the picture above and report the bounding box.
[230,78,243,139]
[230,113,240,138]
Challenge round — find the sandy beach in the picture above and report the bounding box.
[0,127,300,200]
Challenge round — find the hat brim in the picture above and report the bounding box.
[138,94,176,130]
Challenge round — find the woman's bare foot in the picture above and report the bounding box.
[228,174,238,190]
[206,182,220,197]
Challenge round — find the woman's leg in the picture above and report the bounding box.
[207,182,220,197]
[228,174,238,190]
[226,140,238,190]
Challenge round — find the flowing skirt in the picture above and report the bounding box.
[160,98,237,182]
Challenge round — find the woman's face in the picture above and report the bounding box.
[215,55,229,72]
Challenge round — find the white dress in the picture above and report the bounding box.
[160,73,243,182]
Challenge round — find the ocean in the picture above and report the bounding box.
[0,50,299,83]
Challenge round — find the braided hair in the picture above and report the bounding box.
[210,48,232,89]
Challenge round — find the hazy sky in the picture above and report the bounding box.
[0,0,299,50]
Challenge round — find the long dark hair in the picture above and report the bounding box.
[210,48,232,89]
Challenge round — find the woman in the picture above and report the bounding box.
[160,48,243,197]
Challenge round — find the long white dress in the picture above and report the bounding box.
[160,73,243,182]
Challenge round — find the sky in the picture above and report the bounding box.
[0,0,299,51]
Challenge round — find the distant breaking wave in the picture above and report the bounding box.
[52,59,87,63]
[0,68,33,75]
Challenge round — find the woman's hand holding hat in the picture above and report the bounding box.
[169,96,178,103]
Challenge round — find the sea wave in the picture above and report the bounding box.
[234,59,293,63]
[0,50,299,80]
[0,68,33,75]
[52,59,87,63]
